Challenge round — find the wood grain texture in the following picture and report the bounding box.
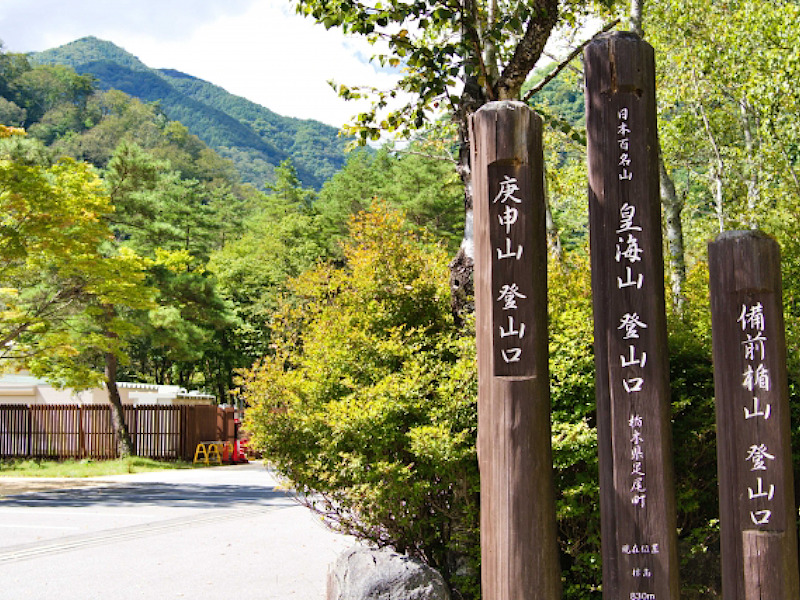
[585,31,680,600]
[470,100,560,600]
[708,231,800,600]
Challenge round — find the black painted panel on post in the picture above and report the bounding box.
[488,162,536,377]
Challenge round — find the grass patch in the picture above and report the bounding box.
[0,457,198,478]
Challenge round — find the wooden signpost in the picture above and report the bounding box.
[468,30,799,600]
[471,101,561,600]
[585,32,680,600]
[708,230,800,600]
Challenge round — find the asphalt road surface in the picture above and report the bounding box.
[0,463,356,599]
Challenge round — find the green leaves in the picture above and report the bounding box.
[650,0,800,234]
[0,145,122,356]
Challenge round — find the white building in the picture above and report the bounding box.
[0,373,215,406]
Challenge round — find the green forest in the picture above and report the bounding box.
[3,0,800,597]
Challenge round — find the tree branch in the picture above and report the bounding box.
[496,0,560,99]
[543,51,582,75]
[393,148,458,164]
[458,0,495,100]
[523,18,620,103]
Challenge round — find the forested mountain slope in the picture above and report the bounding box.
[31,37,348,189]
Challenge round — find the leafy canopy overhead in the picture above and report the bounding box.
[298,0,617,142]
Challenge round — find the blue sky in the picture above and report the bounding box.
[0,0,398,128]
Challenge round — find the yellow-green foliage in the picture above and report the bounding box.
[239,203,479,598]
[547,251,602,598]
[0,125,25,138]
[240,207,734,600]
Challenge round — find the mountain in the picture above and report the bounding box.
[31,37,348,189]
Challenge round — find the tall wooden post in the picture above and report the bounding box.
[708,230,800,600]
[585,32,680,600]
[470,101,561,600]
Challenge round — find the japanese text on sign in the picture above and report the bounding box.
[618,108,633,181]
[488,164,535,377]
[739,302,775,527]
[493,174,526,365]
[612,106,662,600]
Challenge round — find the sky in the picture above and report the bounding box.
[0,0,399,129]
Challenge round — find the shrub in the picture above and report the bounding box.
[239,204,480,599]
[241,207,737,599]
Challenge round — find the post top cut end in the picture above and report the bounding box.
[588,30,643,46]
[475,100,530,114]
[713,229,775,244]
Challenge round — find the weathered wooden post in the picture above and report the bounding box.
[470,101,561,600]
[708,230,800,600]
[585,32,680,600]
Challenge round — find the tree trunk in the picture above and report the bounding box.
[103,304,134,457]
[635,0,686,311]
[740,98,759,228]
[659,154,686,313]
[449,1,559,323]
[105,349,134,457]
[777,137,800,200]
[449,168,476,324]
[630,0,644,36]
[544,177,563,260]
[694,98,726,232]
[485,0,500,81]
[449,77,485,324]
[712,160,725,233]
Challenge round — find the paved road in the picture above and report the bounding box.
[0,463,356,599]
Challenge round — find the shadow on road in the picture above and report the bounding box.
[0,482,296,510]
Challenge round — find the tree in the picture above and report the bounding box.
[649,0,800,236]
[297,0,618,316]
[314,149,392,246]
[643,0,800,312]
[0,138,110,356]
[24,245,154,457]
[314,146,465,255]
[0,46,32,102]
[13,64,94,128]
[0,124,24,138]
[0,135,154,455]
[0,98,26,127]
[102,141,240,396]
[127,260,235,394]
[209,164,329,364]
[266,158,316,210]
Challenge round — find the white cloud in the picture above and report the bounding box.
[0,0,399,129]
[125,2,399,128]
